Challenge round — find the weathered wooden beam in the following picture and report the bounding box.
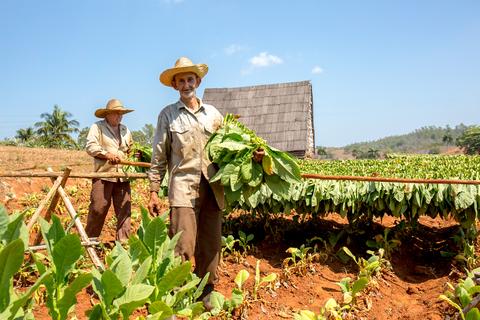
[0,171,147,179]
[54,181,105,270]
[31,168,72,246]
[26,176,63,232]
[28,238,100,251]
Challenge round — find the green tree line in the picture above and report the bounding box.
[0,105,155,150]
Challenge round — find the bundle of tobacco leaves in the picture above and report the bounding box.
[123,142,152,173]
[206,113,301,210]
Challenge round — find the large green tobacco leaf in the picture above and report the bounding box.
[110,251,132,287]
[5,271,51,320]
[0,239,25,312]
[57,273,93,319]
[156,261,192,297]
[114,284,155,318]
[0,206,9,241]
[1,213,26,246]
[144,218,167,255]
[52,234,83,284]
[132,256,152,285]
[39,215,66,257]
[98,269,124,307]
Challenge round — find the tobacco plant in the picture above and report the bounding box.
[440,267,480,320]
[0,206,50,320]
[34,215,92,320]
[237,230,254,255]
[208,270,248,318]
[252,260,277,300]
[341,247,387,281]
[366,228,401,260]
[294,298,346,320]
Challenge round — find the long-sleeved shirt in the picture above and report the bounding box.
[148,99,224,209]
[86,120,133,182]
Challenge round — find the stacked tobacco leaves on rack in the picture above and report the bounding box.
[206,113,301,211]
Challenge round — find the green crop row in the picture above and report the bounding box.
[299,155,480,180]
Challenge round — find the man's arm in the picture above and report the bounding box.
[148,112,170,215]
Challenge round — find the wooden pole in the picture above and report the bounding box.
[31,168,71,246]
[118,159,151,168]
[0,171,147,179]
[26,176,63,232]
[52,176,105,270]
[28,238,100,251]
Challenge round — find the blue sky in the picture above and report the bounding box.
[1,0,479,147]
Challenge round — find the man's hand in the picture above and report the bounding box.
[253,148,265,163]
[148,191,161,216]
[105,152,121,164]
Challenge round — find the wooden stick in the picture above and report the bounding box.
[26,176,63,232]
[53,177,105,270]
[0,171,147,179]
[28,238,100,251]
[300,174,480,185]
[118,159,151,168]
[31,168,72,246]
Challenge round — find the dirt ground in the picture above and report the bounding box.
[0,145,469,319]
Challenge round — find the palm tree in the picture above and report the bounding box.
[15,127,35,143]
[35,105,79,148]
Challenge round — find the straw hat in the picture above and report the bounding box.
[159,57,208,87]
[94,99,134,118]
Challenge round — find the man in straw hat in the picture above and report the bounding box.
[85,98,134,241]
[148,57,225,309]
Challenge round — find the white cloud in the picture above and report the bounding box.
[224,44,244,55]
[249,52,283,68]
[312,66,323,74]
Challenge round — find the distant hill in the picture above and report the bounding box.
[321,124,470,159]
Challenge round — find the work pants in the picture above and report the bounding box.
[169,176,222,285]
[86,178,131,241]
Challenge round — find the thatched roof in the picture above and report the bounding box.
[203,81,315,158]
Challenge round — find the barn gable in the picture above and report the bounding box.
[203,81,315,158]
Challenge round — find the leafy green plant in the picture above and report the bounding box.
[336,277,369,305]
[252,260,277,300]
[0,206,50,320]
[341,247,387,281]
[207,270,248,318]
[34,215,92,320]
[283,245,319,276]
[440,267,480,320]
[206,113,301,210]
[89,207,215,319]
[294,298,346,320]
[88,243,155,319]
[221,234,241,262]
[366,228,401,259]
[238,230,254,255]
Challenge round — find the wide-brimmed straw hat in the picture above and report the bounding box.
[94,99,134,118]
[159,57,208,87]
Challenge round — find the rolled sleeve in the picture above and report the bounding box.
[148,112,170,192]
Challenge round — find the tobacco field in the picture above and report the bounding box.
[1,146,480,319]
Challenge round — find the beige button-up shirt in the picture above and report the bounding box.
[86,120,133,182]
[148,99,224,209]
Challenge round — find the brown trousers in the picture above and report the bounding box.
[85,178,131,241]
[169,176,222,285]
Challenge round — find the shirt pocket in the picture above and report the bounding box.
[169,122,190,155]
